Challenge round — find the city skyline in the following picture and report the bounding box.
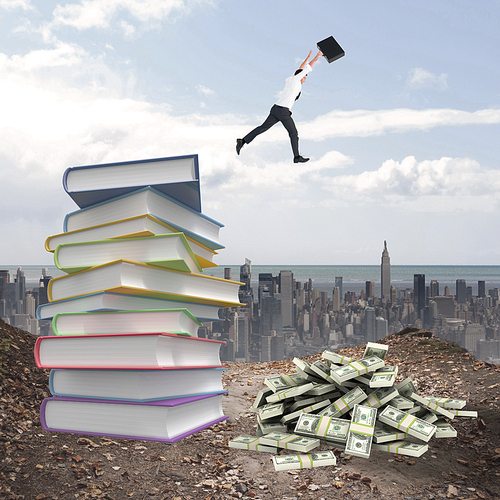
[1,2,500,265]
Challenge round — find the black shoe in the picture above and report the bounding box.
[236,138,244,155]
[294,155,309,163]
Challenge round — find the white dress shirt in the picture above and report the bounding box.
[275,64,312,110]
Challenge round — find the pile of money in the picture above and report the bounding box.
[229,341,479,468]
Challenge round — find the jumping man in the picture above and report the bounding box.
[236,49,323,163]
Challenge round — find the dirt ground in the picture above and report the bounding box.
[1,320,499,500]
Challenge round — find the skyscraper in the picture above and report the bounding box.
[414,274,426,320]
[381,241,391,301]
[280,270,294,328]
[430,280,439,297]
[478,281,486,298]
[365,281,375,299]
[335,277,343,301]
[456,279,467,304]
[239,258,251,292]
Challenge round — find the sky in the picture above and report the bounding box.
[1,0,500,266]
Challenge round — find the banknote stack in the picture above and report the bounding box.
[230,342,479,468]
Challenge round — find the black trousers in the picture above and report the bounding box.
[243,104,300,157]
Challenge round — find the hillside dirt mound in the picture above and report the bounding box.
[1,319,499,500]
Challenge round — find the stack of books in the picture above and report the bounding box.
[35,154,243,443]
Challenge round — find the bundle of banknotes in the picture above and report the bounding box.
[228,342,478,469]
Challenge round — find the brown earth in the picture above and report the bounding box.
[1,320,499,500]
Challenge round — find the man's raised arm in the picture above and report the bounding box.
[309,50,323,69]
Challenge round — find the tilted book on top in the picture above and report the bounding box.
[40,393,227,443]
[63,154,202,212]
[47,259,243,307]
[63,187,224,251]
[45,215,218,269]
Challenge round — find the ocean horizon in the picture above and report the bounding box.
[3,264,500,297]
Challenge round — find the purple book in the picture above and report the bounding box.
[40,393,227,443]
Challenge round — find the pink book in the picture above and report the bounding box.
[35,332,224,370]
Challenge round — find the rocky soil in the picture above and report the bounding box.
[1,320,499,500]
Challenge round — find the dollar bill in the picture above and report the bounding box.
[363,342,389,360]
[373,425,409,443]
[425,397,466,409]
[266,382,315,403]
[258,402,285,421]
[322,350,352,365]
[378,406,437,442]
[306,383,338,396]
[280,399,331,424]
[409,393,455,419]
[388,395,414,410]
[330,355,384,385]
[345,404,377,459]
[448,409,478,418]
[293,358,325,383]
[310,360,334,381]
[228,435,278,453]
[365,386,399,408]
[272,451,337,471]
[369,366,398,388]
[289,394,338,413]
[294,413,350,444]
[250,387,273,411]
[395,377,418,398]
[318,386,368,418]
[434,419,458,438]
[372,441,428,457]
[264,372,307,393]
[259,432,320,452]
[257,417,287,435]
[419,410,438,424]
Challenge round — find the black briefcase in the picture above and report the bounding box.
[317,36,345,63]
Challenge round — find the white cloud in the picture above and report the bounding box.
[196,84,216,97]
[50,0,216,31]
[407,67,448,90]
[0,0,32,11]
[298,108,500,141]
[319,156,500,212]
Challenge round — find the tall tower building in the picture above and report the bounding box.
[478,281,486,298]
[239,258,251,292]
[456,279,467,304]
[335,277,343,301]
[381,241,391,301]
[365,281,375,299]
[280,270,294,328]
[430,280,440,297]
[414,274,426,320]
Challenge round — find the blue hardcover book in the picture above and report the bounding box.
[36,291,223,322]
[63,186,224,251]
[63,154,202,212]
[48,368,227,402]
